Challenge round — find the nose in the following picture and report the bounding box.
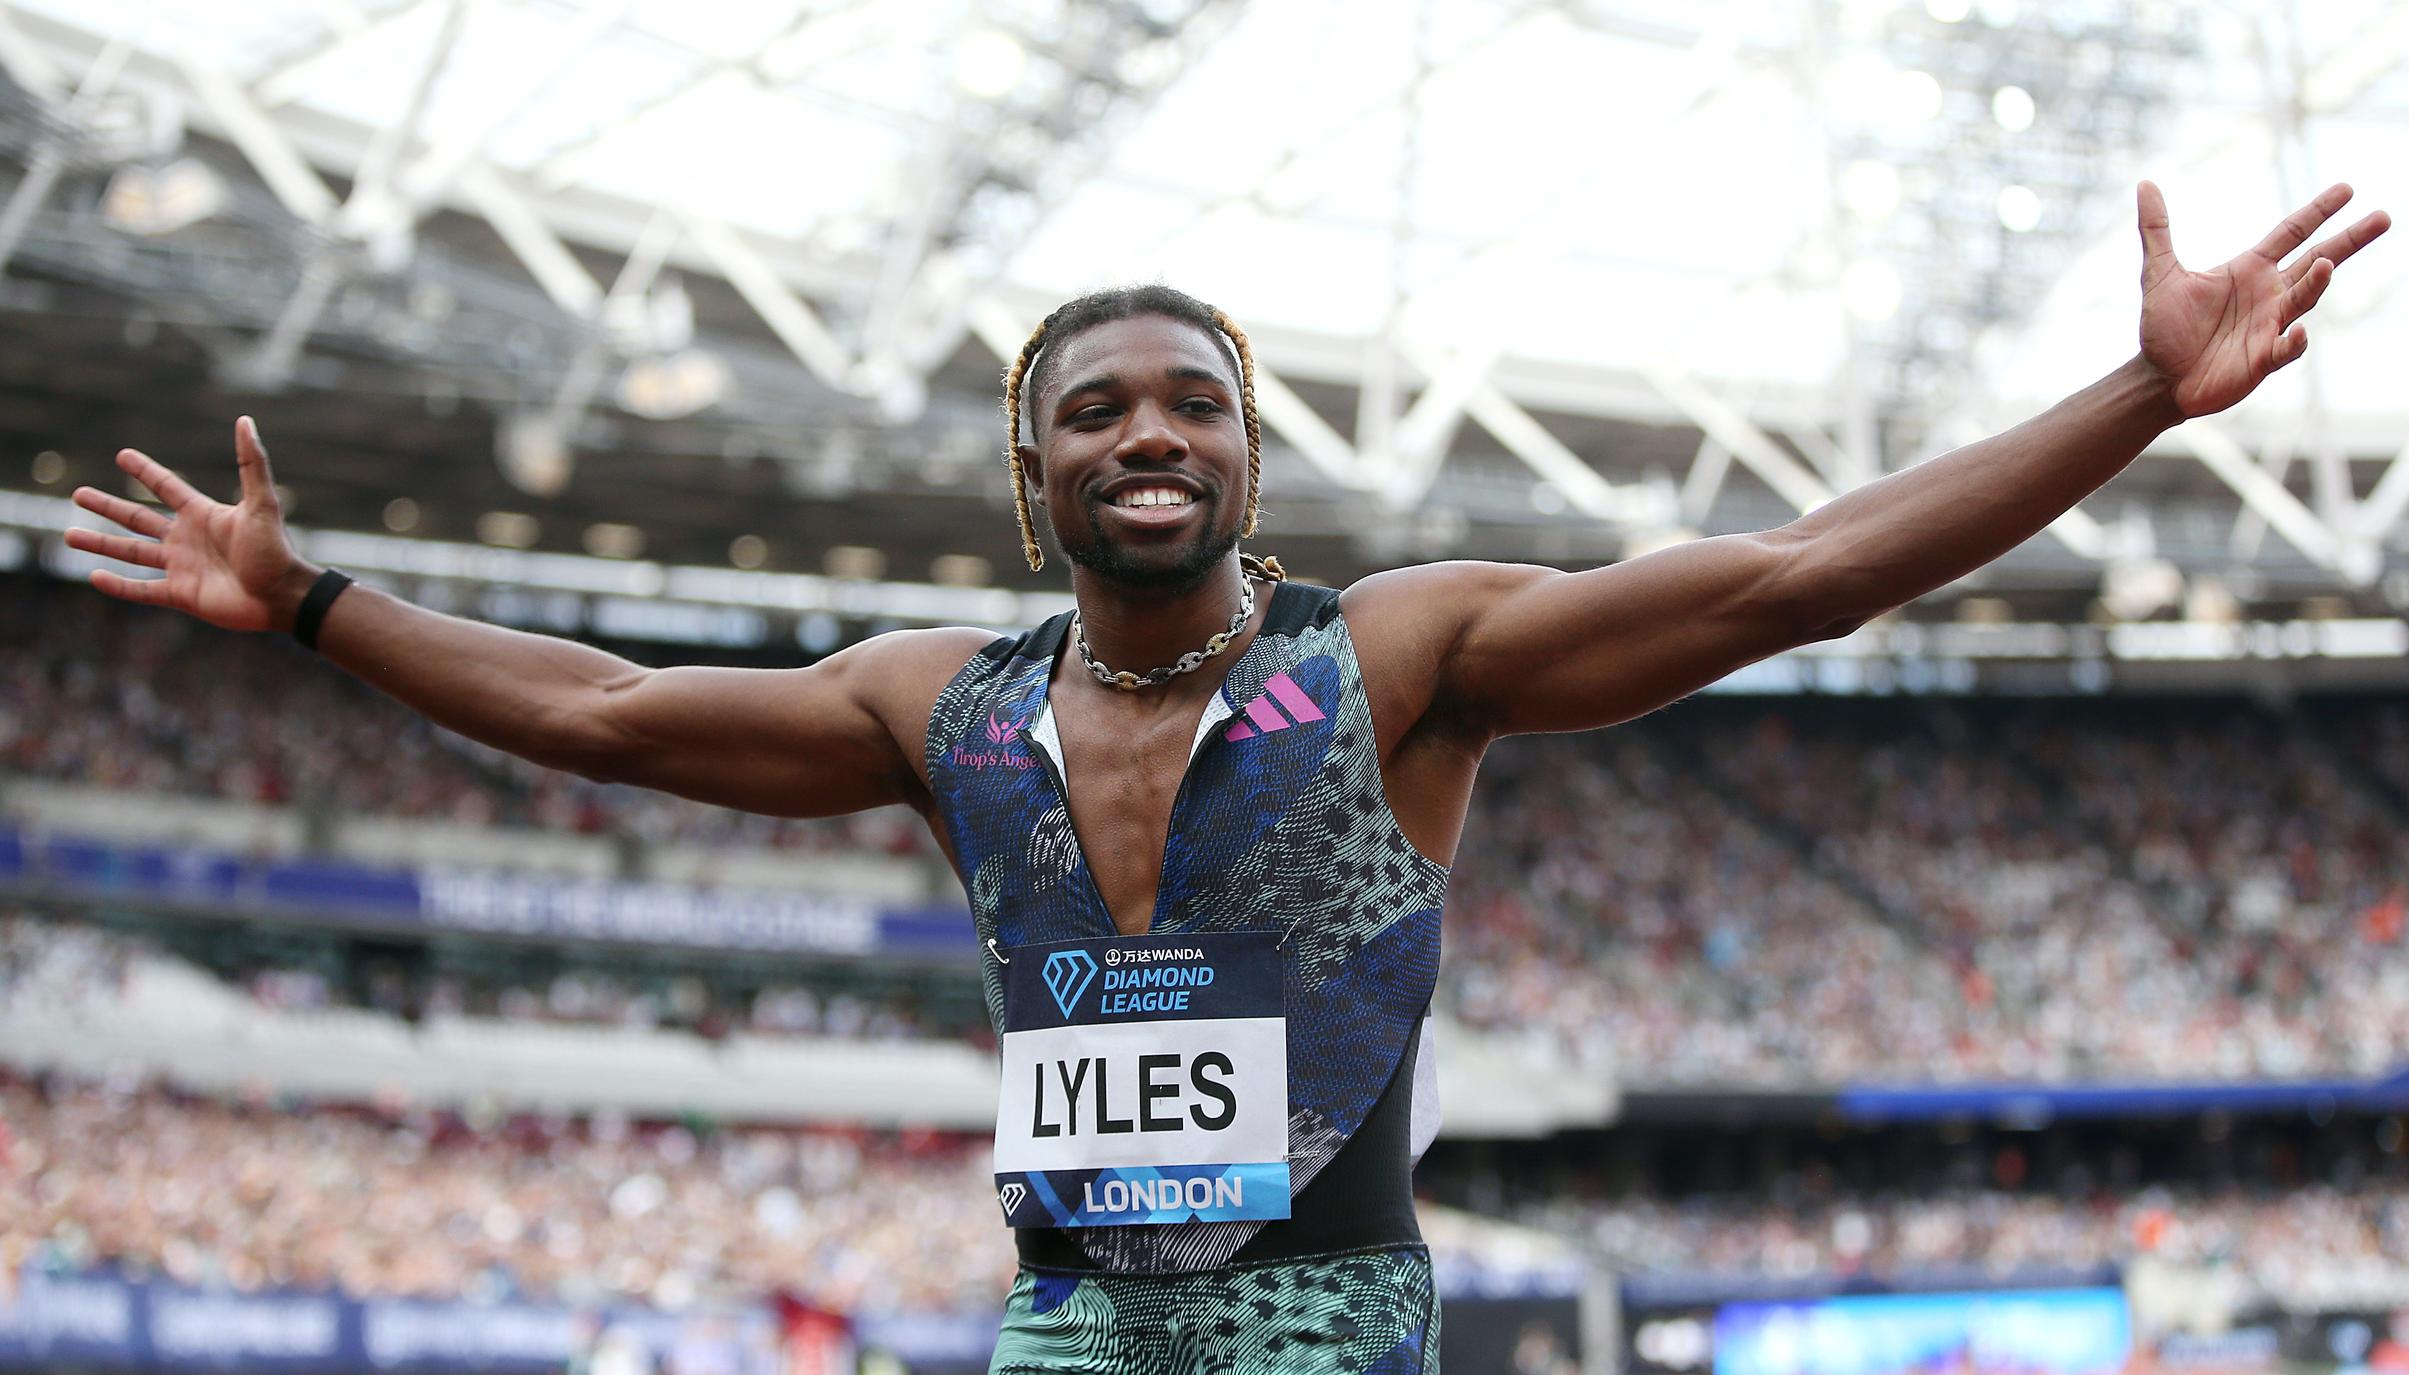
[1113,399,1187,464]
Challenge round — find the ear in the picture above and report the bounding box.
[1016,442,1045,504]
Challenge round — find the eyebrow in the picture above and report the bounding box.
[1053,365,1235,407]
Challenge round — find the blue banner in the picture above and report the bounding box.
[1713,1287,2131,1375]
[0,1267,781,1373]
[0,824,971,960]
[1836,1078,2409,1123]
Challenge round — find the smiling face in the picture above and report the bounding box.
[1020,313,1250,592]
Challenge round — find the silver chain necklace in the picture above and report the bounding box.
[1073,579,1256,692]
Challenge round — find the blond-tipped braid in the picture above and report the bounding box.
[1002,299,1271,572]
[1208,309,1264,539]
[1001,318,1052,572]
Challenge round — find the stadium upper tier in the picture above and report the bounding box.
[5,574,2406,1088]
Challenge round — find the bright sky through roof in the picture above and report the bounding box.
[17,0,2409,419]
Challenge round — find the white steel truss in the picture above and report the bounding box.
[0,0,2399,597]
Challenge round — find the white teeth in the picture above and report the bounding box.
[1116,488,1193,508]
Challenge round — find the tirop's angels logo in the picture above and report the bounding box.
[953,711,1036,771]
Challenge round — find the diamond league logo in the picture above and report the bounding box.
[997,1182,1027,1218]
[1042,949,1099,1017]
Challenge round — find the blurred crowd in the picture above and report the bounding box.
[1449,699,2409,1084]
[1528,1182,2409,1309]
[6,1076,2402,1316]
[6,578,2409,1085]
[0,580,932,855]
[0,1076,1009,1313]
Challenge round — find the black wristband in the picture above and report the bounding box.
[292,567,353,651]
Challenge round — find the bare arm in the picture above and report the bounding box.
[67,419,988,816]
[1375,181,2389,739]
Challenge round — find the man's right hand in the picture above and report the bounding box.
[67,416,318,633]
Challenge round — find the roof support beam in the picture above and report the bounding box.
[459,166,603,316]
[1239,363,1370,492]
[2356,439,2409,549]
[549,210,680,429]
[0,11,142,274]
[1461,382,1658,524]
[685,214,854,390]
[0,149,61,277]
[1637,363,1834,515]
[340,0,464,232]
[230,0,468,388]
[0,4,65,101]
[1679,434,1733,525]
[177,48,339,223]
[2176,421,2345,573]
[1385,342,1498,507]
[395,0,635,217]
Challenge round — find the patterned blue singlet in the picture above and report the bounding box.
[926,580,1451,1373]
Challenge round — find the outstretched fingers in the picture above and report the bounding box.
[2279,257,2334,328]
[2137,180,2177,278]
[89,567,175,606]
[2255,183,2354,263]
[2273,323,2309,371]
[71,485,172,538]
[2284,209,2393,286]
[115,447,207,512]
[64,527,167,569]
[234,415,277,506]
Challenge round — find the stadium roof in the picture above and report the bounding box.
[0,0,2404,614]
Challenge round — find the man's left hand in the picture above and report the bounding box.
[2137,179,2389,418]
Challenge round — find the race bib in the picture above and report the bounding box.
[992,930,1290,1228]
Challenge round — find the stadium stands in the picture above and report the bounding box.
[6,572,2408,1358]
[8,577,2407,1088]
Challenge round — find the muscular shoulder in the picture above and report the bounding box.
[842,624,1005,720]
[827,625,1004,778]
[1338,561,1554,750]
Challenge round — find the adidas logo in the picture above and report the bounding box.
[1224,671,1327,742]
[997,1183,1027,1217]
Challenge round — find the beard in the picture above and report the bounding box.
[1056,491,1240,593]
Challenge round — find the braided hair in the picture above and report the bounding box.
[1001,284,1268,575]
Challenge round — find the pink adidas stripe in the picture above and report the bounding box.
[1263,672,1325,723]
[1242,694,1290,733]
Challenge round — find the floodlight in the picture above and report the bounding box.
[498,414,572,497]
[99,159,227,236]
[582,523,646,560]
[1991,85,2036,131]
[618,350,732,421]
[930,554,991,587]
[1843,260,1903,321]
[1995,185,2042,232]
[953,30,1027,100]
[1892,69,1946,123]
[1843,161,1904,221]
[476,512,542,549]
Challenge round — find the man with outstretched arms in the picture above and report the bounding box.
[68,184,2388,1373]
